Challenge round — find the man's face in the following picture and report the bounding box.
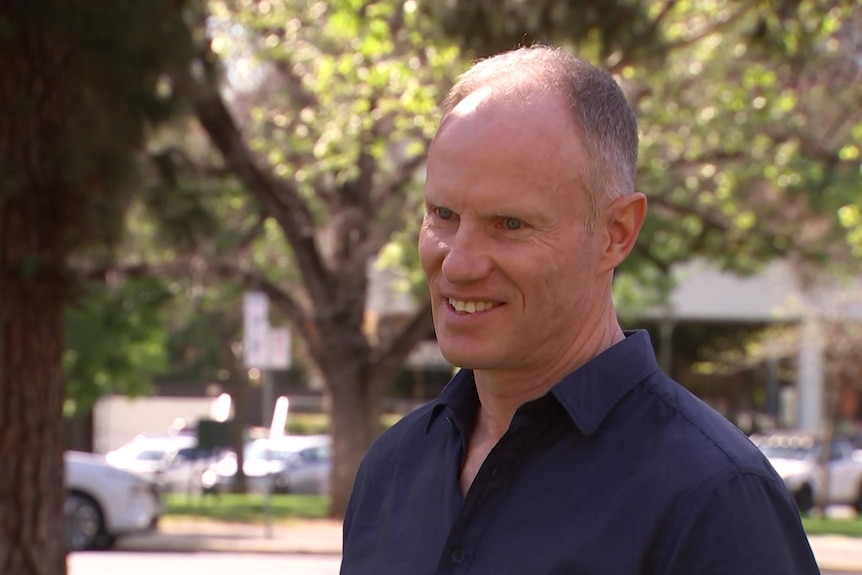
[419,90,613,376]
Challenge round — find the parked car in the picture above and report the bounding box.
[65,450,162,551]
[752,432,862,512]
[201,434,331,495]
[105,432,217,493]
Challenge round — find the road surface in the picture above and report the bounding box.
[69,551,341,575]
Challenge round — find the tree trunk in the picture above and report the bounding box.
[0,281,67,575]
[0,4,76,573]
[328,366,383,519]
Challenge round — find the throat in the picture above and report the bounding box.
[459,452,484,496]
[459,414,503,496]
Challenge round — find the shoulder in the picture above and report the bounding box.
[614,369,789,519]
[637,370,772,475]
[629,375,816,570]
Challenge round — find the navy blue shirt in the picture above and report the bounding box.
[342,331,819,574]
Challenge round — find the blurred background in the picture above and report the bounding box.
[2,0,862,571]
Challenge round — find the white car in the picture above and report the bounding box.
[753,433,862,512]
[202,434,331,495]
[65,451,162,551]
[105,433,215,493]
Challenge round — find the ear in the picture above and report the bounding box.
[599,192,647,271]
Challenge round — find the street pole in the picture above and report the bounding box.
[261,366,272,538]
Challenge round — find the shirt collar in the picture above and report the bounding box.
[551,330,659,436]
[427,369,478,433]
[427,330,659,436]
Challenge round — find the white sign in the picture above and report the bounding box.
[268,328,292,370]
[243,292,269,368]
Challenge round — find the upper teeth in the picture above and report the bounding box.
[449,299,494,313]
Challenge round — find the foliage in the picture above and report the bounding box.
[427,0,862,298]
[629,1,862,280]
[423,0,665,64]
[13,1,201,258]
[63,278,172,416]
[207,0,459,261]
[171,0,460,516]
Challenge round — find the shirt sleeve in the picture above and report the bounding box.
[656,471,820,574]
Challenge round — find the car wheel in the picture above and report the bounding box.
[65,492,107,551]
[794,484,814,514]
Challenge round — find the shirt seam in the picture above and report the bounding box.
[642,374,743,470]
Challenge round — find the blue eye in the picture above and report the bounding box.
[504,217,523,230]
[435,207,454,220]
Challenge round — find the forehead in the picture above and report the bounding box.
[426,90,588,209]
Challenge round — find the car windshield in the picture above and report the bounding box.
[135,449,168,461]
[243,439,327,463]
[243,442,295,463]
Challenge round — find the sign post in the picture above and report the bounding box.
[262,327,290,430]
[243,293,294,538]
[268,328,292,370]
[243,292,270,369]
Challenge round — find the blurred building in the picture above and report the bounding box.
[383,258,862,434]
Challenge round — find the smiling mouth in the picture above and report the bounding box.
[448,298,498,314]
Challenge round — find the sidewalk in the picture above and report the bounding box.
[118,518,343,555]
[118,518,862,572]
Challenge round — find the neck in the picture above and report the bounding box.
[472,322,625,443]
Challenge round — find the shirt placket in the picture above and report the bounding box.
[435,400,561,574]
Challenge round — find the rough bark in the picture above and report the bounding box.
[328,368,383,518]
[0,3,75,573]
[0,276,67,575]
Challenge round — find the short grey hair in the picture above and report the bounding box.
[441,44,639,225]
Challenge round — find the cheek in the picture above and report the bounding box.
[418,228,442,276]
[534,249,590,302]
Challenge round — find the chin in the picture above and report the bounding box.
[438,346,495,371]
[438,346,472,369]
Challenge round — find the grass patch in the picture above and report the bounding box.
[285,411,407,435]
[164,493,862,539]
[164,493,862,538]
[164,493,330,523]
[286,413,331,435]
[802,515,862,537]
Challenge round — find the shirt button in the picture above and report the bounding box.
[451,548,466,564]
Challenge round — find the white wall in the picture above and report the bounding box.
[93,396,222,453]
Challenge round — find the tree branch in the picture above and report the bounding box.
[178,58,335,306]
[370,297,435,394]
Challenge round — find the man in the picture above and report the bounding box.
[341,45,819,574]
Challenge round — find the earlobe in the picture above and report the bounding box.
[602,192,647,270]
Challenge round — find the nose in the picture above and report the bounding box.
[440,224,492,284]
